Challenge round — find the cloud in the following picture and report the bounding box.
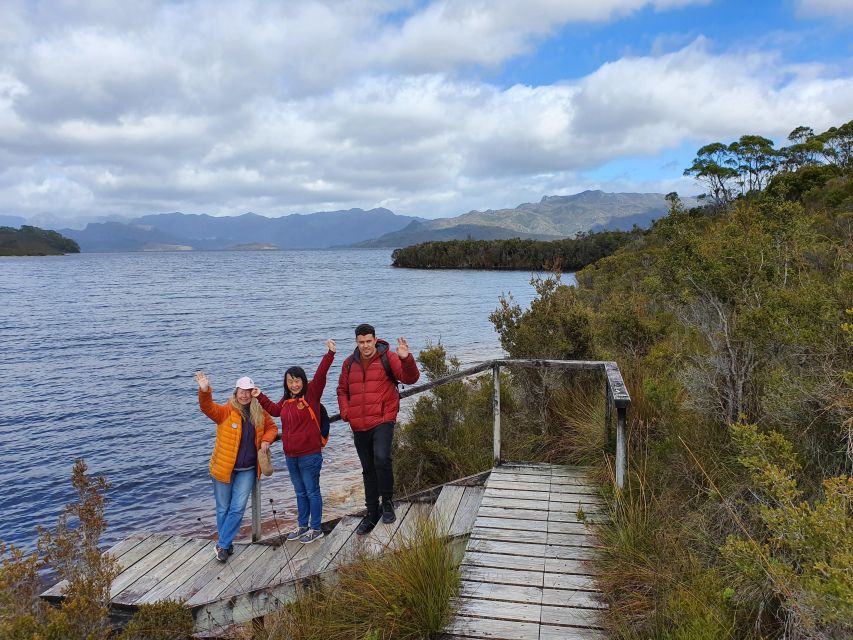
[0,2,850,221]
[797,0,853,20]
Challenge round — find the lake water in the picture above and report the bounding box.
[0,249,571,551]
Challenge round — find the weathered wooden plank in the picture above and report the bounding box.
[135,540,218,604]
[541,604,604,628]
[461,565,543,588]
[539,624,607,640]
[480,495,550,511]
[542,572,600,592]
[487,480,600,496]
[488,471,592,486]
[109,535,188,598]
[473,516,548,532]
[477,505,550,521]
[442,614,540,640]
[363,502,411,557]
[429,485,466,533]
[542,587,605,609]
[459,580,542,605]
[394,501,431,546]
[544,557,598,575]
[449,486,484,538]
[186,544,269,605]
[547,520,600,535]
[114,537,209,605]
[221,541,305,597]
[155,543,249,603]
[545,531,599,548]
[453,596,540,623]
[296,515,359,577]
[466,539,596,561]
[461,551,545,573]
[470,527,548,545]
[41,534,154,599]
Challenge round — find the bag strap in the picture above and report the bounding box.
[284,397,326,445]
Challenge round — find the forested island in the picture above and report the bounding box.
[391,229,642,270]
[0,225,80,256]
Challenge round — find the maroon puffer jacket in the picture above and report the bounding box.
[336,339,420,431]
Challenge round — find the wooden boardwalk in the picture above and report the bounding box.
[41,464,607,637]
[443,463,607,640]
[40,483,487,633]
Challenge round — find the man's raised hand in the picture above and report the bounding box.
[396,337,410,359]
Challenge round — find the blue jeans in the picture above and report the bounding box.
[212,468,256,549]
[285,452,323,530]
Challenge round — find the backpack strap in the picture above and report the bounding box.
[284,398,327,446]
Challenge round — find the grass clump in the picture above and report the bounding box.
[260,518,460,640]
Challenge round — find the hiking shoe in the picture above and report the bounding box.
[286,526,309,541]
[382,500,396,524]
[299,528,325,544]
[356,514,380,536]
[214,545,228,562]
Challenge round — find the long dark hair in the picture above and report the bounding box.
[283,366,308,399]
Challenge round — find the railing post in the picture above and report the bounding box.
[251,477,261,542]
[493,362,501,467]
[616,407,627,490]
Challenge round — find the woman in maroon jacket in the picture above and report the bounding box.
[253,339,335,544]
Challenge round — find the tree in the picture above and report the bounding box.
[684,142,739,209]
[728,134,780,193]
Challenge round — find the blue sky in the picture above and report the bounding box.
[0,0,850,226]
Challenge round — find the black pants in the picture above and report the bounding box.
[353,421,394,517]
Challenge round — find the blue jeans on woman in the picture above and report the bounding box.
[212,467,256,549]
[285,452,323,530]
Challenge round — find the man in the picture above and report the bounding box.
[337,323,420,535]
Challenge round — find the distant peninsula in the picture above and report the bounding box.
[391,230,642,270]
[0,225,80,256]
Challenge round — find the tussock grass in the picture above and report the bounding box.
[260,517,460,640]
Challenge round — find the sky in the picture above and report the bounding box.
[1,0,851,224]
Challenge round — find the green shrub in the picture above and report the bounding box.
[261,517,459,640]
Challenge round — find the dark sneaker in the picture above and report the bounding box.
[299,528,325,544]
[286,526,309,541]
[356,514,380,536]
[382,500,396,524]
[214,545,228,562]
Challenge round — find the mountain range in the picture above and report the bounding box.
[4,190,693,252]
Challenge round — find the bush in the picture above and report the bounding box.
[260,517,459,640]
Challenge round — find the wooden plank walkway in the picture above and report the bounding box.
[443,463,607,640]
[40,483,487,634]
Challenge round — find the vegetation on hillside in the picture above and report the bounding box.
[391,230,642,270]
[393,118,852,638]
[0,225,80,256]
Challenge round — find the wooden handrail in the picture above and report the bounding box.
[252,358,631,540]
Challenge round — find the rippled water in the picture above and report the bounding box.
[0,250,570,551]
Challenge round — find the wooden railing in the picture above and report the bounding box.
[251,358,631,540]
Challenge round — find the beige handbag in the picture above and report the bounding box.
[258,448,273,477]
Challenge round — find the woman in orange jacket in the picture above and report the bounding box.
[195,371,277,562]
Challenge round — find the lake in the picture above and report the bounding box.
[0,249,572,551]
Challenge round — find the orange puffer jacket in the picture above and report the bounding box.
[199,388,278,483]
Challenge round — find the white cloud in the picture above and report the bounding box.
[0,2,850,221]
[797,0,853,20]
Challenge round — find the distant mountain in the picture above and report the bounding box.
[355,221,564,247]
[361,191,697,247]
[61,208,422,252]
